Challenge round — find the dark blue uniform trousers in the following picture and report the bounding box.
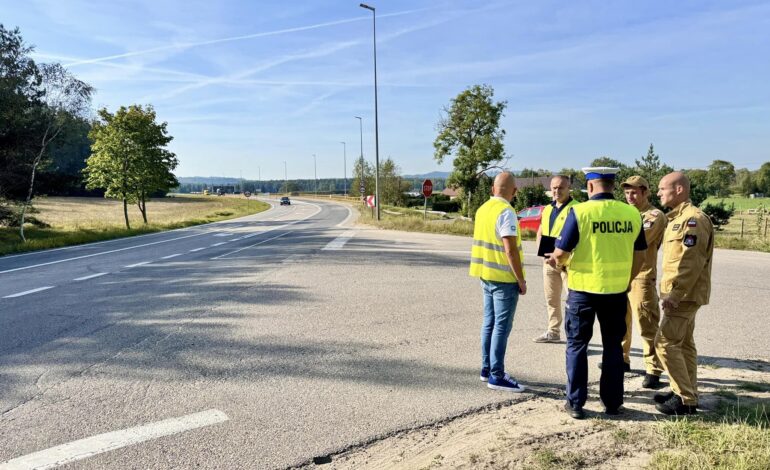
[565,289,627,410]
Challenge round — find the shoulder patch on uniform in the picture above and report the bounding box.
[683,234,697,247]
[672,224,681,231]
[687,218,697,227]
[643,220,652,229]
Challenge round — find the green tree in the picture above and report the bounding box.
[514,184,550,212]
[84,105,178,229]
[685,169,709,206]
[733,168,757,196]
[755,162,770,195]
[379,158,408,206]
[706,159,735,198]
[590,156,632,200]
[701,201,734,231]
[633,143,674,206]
[434,84,507,218]
[520,168,551,178]
[351,158,374,200]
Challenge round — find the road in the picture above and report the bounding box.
[1,198,769,469]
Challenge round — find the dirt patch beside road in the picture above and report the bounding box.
[306,359,769,469]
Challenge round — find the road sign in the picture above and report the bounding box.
[243,191,251,198]
[422,179,433,198]
[365,195,376,208]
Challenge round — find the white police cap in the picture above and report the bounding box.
[581,167,620,181]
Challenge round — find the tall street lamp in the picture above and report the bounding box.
[360,2,380,220]
[340,141,347,196]
[283,161,288,194]
[313,154,317,197]
[354,116,364,201]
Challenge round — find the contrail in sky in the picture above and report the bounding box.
[63,8,429,68]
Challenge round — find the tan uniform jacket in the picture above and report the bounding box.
[636,203,667,281]
[660,200,715,305]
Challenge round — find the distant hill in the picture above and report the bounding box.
[403,171,451,179]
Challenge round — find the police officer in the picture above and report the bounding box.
[533,175,579,343]
[654,172,714,415]
[619,176,667,387]
[547,167,647,419]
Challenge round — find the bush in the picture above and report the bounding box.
[702,201,735,231]
[432,200,461,212]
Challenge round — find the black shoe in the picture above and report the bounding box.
[642,373,663,389]
[598,362,631,372]
[564,402,586,420]
[655,394,697,416]
[653,391,675,404]
[604,406,623,416]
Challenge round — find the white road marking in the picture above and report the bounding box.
[228,238,240,242]
[3,286,55,299]
[210,242,227,247]
[336,205,355,227]
[189,247,206,253]
[124,261,150,268]
[160,253,182,260]
[322,230,357,250]
[73,273,108,281]
[213,203,322,259]
[0,409,229,470]
[213,233,232,237]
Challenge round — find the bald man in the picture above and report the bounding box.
[470,172,527,393]
[653,172,714,415]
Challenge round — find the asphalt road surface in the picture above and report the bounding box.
[1,198,768,469]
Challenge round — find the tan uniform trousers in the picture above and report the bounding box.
[543,262,568,335]
[655,301,700,406]
[622,278,664,375]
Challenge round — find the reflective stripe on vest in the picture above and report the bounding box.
[567,199,641,294]
[469,198,525,283]
[541,199,579,237]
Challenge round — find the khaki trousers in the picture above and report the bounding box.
[543,262,568,335]
[622,278,664,375]
[655,302,700,406]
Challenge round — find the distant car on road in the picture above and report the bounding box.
[280,196,291,206]
[517,205,545,232]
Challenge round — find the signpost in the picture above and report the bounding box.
[422,179,433,220]
[366,195,376,218]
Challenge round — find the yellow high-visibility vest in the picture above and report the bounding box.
[469,198,525,283]
[541,199,579,237]
[567,199,641,294]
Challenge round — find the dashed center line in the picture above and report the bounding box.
[124,261,151,268]
[3,286,55,298]
[322,230,357,251]
[73,272,108,281]
[189,247,206,253]
[161,253,182,260]
[210,242,227,247]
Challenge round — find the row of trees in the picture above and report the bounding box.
[433,83,769,218]
[1,24,179,234]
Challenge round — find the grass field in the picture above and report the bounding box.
[704,195,770,212]
[0,195,269,256]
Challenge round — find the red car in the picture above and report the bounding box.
[517,205,545,233]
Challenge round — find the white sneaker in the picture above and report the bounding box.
[533,332,560,343]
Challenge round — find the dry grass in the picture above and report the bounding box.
[0,195,269,256]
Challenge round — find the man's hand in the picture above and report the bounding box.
[545,253,557,268]
[660,295,680,311]
[518,279,527,295]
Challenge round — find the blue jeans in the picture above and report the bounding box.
[564,290,627,410]
[480,280,520,379]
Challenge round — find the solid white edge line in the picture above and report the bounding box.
[2,286,55,299]
[124,261,150,268]
[189,247,206,253]
[73,272,108,281]
[210,242,227,247]
[0,409,229,470]
[212,202,323,259]
[160,253,182,260]
[336,205,355,227]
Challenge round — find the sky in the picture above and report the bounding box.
[3,0,769,180]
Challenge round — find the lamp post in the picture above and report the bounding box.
[313,154,317,197]
[354,116,364,201]
[360,2,380,220]
[340,141,347,196]
[283,160,288,194]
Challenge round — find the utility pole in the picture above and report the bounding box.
[360,3,381,220]
[313,154,317,197]
[340,141,347,196]
[283,161,288,194]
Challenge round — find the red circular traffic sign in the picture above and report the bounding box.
[422,179,433,198]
